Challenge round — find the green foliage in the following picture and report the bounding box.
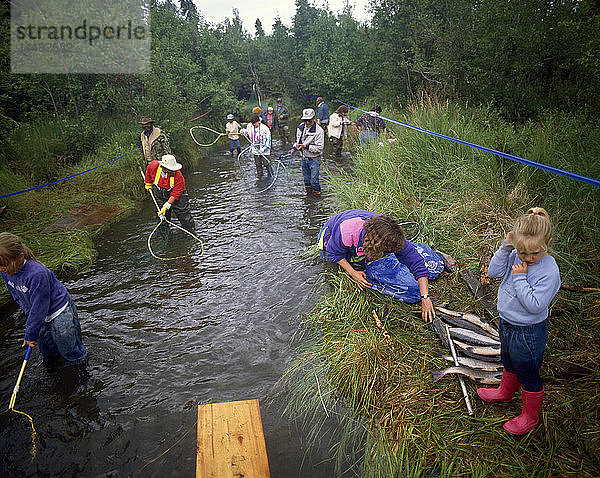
[370,0,600,118]
[4,120,70,183]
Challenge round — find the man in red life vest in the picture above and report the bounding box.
[144,154,195,232]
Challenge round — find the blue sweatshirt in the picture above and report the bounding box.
[1,260,70,341]
[488,243,561,326]
[323,209,428,280]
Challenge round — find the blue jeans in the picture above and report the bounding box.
[38,298,88,365]
[229,138,241,152]
[359,130,378,146]
[301,157,321,191]
[499,318,547,392]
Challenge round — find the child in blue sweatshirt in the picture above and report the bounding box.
[476,208,561,436]
[0,233,87,364]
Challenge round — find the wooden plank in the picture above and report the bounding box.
[197,399,270,478]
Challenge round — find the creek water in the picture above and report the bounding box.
[0,138,354,477]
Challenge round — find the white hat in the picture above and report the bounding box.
[159,154,182,171]
[227,114,234,119]
[301,108,315,120]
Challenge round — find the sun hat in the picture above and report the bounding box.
[267,106,274,113]
[227,114,234,120]
[159,154,182,171]
[277,97,283,102]
[252,106,262,114]
[139,116,156,125]
[301,108,316,120]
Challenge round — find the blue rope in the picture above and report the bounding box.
[337,100,600,188]
[0,148,141,199]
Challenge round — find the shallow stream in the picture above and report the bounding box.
[0,138,354,477]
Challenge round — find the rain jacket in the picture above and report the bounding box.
[295,122,324,159]
[317,102,329,125]
[328,112,352,139]
[243,122,271,156]
[1,260,70,341]
[144,160,186,200]
[275,104,290,127]
[141,126,171,163]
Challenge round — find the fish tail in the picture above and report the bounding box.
[430,368,445,382]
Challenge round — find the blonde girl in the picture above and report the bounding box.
[476,207,561,436]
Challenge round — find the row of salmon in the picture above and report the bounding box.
[430,307,503,384]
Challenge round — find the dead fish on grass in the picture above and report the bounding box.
[437,311,499,340]
[453,340,501,362]
[429,318,450,348]
[431,366,503,385]
[449,327,501,347]
[453,339,499,354]
[437,354,503,372]
[437,306,499,339]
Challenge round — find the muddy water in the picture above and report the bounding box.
[0,139,353,476]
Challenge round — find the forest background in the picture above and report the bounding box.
[2,0,599,167]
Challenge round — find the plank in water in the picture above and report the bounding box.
[197,399,270,478]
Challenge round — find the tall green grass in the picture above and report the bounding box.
[0,118,206,301]
[283,98,600,476]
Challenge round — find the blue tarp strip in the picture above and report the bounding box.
[0,148,141,199]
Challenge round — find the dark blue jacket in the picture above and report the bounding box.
[317,102,329,124]
[1,260,70,341]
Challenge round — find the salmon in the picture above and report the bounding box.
[449,327,501,347]
[436,306,499,338]
[431,366,503,385]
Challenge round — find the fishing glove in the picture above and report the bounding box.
[144,183,153,191]
[158,202,170,219]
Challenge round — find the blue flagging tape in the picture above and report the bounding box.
[337,100,600,188]
[0,148,141,199]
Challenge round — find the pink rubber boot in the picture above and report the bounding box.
[503,387,544,436]
[476,370,519,403]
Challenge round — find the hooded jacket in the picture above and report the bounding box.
[295,122,324,159]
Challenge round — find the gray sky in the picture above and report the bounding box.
[194,0,371,33]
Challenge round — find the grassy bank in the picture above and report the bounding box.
[283,99,600,476]
[0,119,203,302]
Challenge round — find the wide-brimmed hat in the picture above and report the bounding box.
[139,116,156,125]
[252,106,262,114]
[159,154,182,171]
[267,106,274,112]
[301,108,315,120]
[227,114,235,120]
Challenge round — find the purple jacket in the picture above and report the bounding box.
[1,260,70,341]
[322,209,428,279]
